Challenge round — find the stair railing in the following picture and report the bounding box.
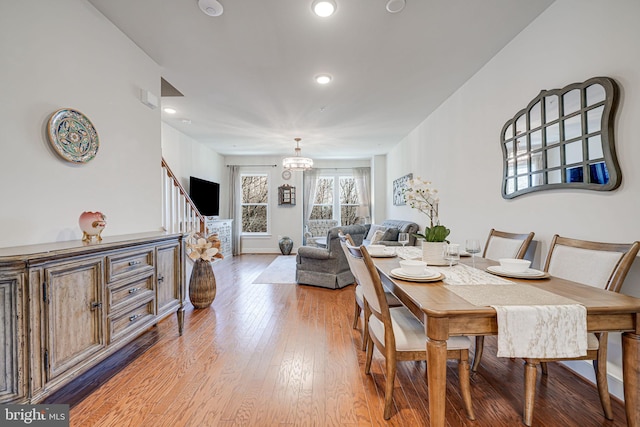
[161,158,205,235]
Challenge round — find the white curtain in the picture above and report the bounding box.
[302,169,320,244]
[353,167,371,224]
[228,165,242,255]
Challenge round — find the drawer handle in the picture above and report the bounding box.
[158,275,164,283]
[90,302,102,310]
[128,287,142,294]
[129,314,143,322]
[128,260,142,266]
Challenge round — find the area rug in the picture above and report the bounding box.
[252,255,297,284]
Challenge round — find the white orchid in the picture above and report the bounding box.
[403,177,440,227]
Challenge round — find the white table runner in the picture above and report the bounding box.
[444,283,587,359]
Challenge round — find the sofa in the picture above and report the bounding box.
[363,219,420,246]
[296,224,369,289]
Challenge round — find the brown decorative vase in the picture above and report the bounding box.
[189,259,216,308]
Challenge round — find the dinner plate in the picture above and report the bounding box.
[390,268,444,282]
[486,265,550,279]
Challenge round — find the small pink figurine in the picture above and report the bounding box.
[79,211,107,242]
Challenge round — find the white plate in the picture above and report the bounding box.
[389,268,445,283]
[390,268,439,280]
[486,265,549,279]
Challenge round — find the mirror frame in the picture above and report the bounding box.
[500,76,620,199]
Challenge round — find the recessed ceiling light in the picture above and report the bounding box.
[163,107,177,114]
[312,0,336,17]
[315,74,333,85]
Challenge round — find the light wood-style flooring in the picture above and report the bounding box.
[64,254,628,426]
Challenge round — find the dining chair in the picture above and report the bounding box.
[338,232,401,351]
[520,235,640,426]
[345,242,475,420]
[473,228,535,372]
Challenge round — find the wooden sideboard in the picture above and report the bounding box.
[0,232,185,404]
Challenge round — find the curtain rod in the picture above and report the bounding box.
[226,164,277,167]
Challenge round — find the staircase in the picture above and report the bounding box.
[161,158,205,235]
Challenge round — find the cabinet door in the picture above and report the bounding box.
[156,242,181,317]
[0,272,24,402]
[44,258,105,381]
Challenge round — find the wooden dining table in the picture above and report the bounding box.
[373,255,640,427]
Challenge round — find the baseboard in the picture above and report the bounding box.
[561,360,624,401]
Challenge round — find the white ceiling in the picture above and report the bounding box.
[88,0,554,160]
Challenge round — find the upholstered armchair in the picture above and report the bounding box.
[304,219,339,247]
[296,224,370,289]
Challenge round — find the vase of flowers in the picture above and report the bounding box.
[186,231,224,308]
[403,177,451,265]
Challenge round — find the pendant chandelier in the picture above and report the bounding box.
[282,138,313,171]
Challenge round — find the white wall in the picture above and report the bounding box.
[0,0,162,247]
[386,0,640,400]
[161,123,227,216]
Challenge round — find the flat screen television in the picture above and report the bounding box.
[189,176,220,217]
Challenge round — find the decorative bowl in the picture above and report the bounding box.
[399,259,428,275]
[498,258,531,273]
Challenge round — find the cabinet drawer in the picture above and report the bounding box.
[107,273,155,314]
[106,249,154,283]
[108,299,155,343]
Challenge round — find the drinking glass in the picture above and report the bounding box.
[443,243,460,269]
[397,232,409,257]
[465,239,481,269]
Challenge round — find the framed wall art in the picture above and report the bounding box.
[393,173,412,206]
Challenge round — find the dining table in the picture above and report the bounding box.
[373,253,640,427]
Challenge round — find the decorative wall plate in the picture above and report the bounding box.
[47,108,99,163]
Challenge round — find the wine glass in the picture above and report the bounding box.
[443,243,460,269]
[465,239,481,269]
[398,232,409,257]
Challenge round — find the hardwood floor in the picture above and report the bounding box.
[65,254,628,426]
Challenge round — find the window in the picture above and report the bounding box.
[310,174,360,226]
[241,174,268,233]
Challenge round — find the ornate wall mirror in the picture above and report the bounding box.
[501,77,620,199]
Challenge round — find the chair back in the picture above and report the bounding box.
[344,242,390,321]
[339,232,359,281]
[483,228,535,260]
[543,235,640,292]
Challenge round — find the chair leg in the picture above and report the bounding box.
[365,332,374,375]
[594,359,613,419]
[383,356,397,420]
[361,303,371,351]
[523,360,538,426]
[352,299,361,329]
[540,361,548,375]
[458,350,475,420]
[472,336,484,372]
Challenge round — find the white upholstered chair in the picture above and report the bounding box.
[345,242,475,420]
[338,232,400,351]
[520,235,640,426]
[472,228,535,372]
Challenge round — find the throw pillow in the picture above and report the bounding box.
[366,224,388,241]
[383,227,400,242]
[371,229,386,244]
